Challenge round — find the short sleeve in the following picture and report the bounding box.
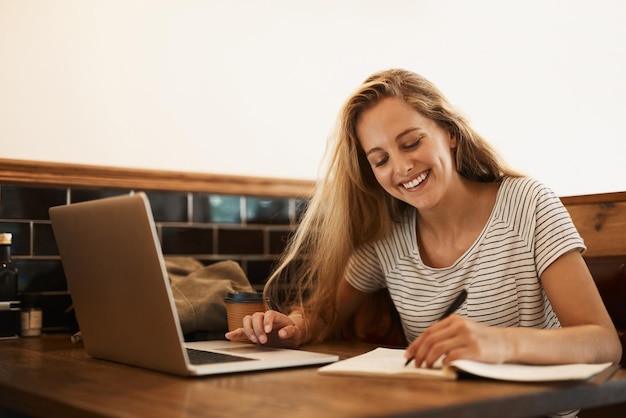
[533,182,586,277]
[344,242,387,293]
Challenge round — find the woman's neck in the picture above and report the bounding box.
[416,178,500,268]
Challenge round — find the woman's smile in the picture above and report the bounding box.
[401,170,430,190]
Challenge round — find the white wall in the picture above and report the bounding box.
[1,0,624,196]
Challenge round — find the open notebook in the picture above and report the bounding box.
[49,192,337,377]
[318,348,614,382]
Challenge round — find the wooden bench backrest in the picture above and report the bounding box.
[561,192,626,257]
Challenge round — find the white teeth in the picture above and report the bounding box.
[403,171,428,189]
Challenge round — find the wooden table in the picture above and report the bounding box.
[1,334,625,418]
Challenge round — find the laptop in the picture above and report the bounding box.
[49,192,337,376]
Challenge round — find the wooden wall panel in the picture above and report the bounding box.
[565,201,626,257]
[0,158,315,198]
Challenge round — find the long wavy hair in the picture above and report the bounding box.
[263,69,519,341]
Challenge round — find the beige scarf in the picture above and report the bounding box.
[166,257,254,334]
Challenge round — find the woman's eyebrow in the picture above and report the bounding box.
[395,127,421,141]
[365,146,384,157]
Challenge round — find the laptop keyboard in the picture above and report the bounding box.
[186,348,256,365]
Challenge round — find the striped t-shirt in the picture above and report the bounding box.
[345,177,585,342]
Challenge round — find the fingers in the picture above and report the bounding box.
[225,310,299,348]
[243,311,271,343]
[405,316,509,367]
[405,315,469,368]
[224,328,246,341]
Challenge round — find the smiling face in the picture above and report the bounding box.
[356,96,458,211]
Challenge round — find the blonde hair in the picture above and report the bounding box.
[263,69,519,340]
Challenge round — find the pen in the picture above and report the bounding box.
[404,288,468,366]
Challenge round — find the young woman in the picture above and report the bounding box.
[226,69,621,370]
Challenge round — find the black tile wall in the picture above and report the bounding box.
[161,226,214,254]
[71,187,130,203]
[16,259,66,293]
[269,229,292,255]
[246,197,290,225]
[193,193,242,224]
[0,183,305,334]
[246,259,279,286]
[144,191,189,222]
[217,228,265,255]
[33,223,58,256]
[0,185,66,219]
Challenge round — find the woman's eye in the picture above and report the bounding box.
[403,138,422,150]
[371,156,388,168]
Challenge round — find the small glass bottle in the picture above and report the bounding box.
[20,294,42,337]
[0,233,20,339]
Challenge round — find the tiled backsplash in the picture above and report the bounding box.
[0,183,306,333]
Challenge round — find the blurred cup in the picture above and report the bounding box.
[224,292,266,333]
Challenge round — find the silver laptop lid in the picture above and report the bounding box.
[50,193,190,375]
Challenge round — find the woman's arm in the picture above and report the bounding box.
[509,250,622,364]
[225,280,368,348]
[405,251,622,367]
[336,279,370,329]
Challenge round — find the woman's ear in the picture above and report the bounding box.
[449,131,458,149]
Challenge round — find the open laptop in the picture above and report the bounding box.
[49,192,337,376]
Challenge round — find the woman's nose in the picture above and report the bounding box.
[394,156,413,175]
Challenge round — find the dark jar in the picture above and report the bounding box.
[0,233,20,339]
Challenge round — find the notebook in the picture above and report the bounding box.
[49,192,337,377]
[318,347,614,382]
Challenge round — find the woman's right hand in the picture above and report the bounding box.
[225,310,306,348]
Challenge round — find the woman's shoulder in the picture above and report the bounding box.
[492,177,567,229]
[500,176,557,202]
[502,175,546,189]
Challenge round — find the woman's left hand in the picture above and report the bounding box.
[404,315,512,368]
